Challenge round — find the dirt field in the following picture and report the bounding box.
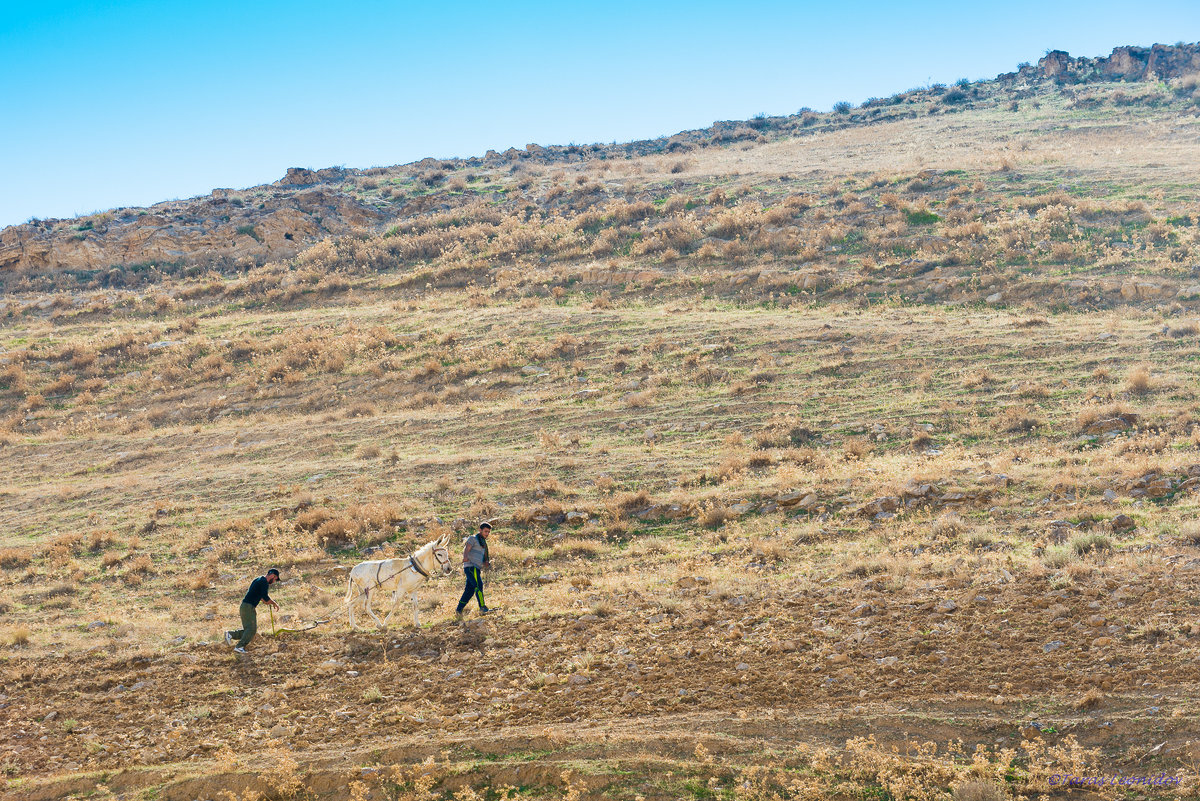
[4,72,1200,800]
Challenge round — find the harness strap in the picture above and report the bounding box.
[409,553,430,578]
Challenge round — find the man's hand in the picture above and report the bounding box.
[270,600,280,610]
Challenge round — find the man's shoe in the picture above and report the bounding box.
[479,608,492,615]
[224,632,233,646]
[233,647,247,654]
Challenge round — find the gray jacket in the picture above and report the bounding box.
[463,534,488,569]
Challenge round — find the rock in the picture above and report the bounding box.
[281,167,321,185]
[1111,514,1136,533]
[1043,640,1065,653]
[728,502,755,515]
[86,621,107,630]
[827,653,849,664]
[735,662,751,671]
[1144,478,1174,498]
[1086,417,1131,435]
[1103,489,1118,503]
[44,711,58,722]
[778,491,818,509]
[936,600,958,614]
[1092,637,1114,648]
[565,511,589,525]
[859,496,900,517]
[901,480,937,498]
[875,656,899,667]
[986,292,1004,304]
[851,603,877,617]
[568,674,590,685]
[537,572,561,584]
[643,428,660,443]
[345,670,359,678]
[675,576,710,589]
[570,576,592,589]
[1086,615,1107,628]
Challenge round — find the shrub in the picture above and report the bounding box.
[0,548,32,569]
[700,504,733,529]
[316,518,358,550]
[296,507,336,532]
[1125,364,1152,395]
[904,208,941,225]
[1071,532,1112,556]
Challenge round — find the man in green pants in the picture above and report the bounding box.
[225,568,280,653]
[456,523,491,616]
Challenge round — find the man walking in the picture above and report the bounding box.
[456,522,492,616]
[225,568,280,653]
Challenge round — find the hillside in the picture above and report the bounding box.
[3,43,1200,801]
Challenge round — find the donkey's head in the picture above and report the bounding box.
[432,533,454,575]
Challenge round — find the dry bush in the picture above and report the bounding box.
[610,490,651,518]
[1042,545,1075,569]
[963,368,997,388]
[699,504,733,529]
[911,429,933,450]
[295,507,336,531]
[951,781,1005,801]
[126,555,154,575]
[1125,364,1153,394]
[344,402,378,418]
[1179,520,1200,546]
[553,538,604,559]
[355,444,382,460]
[932,512,968,538]
[7,627,31,647]
[717,456,746,482]
[842,437,872,460]
[316,518,359,550]
[0,548,33,569]
[1075,401,1134,432]
[1070,532,1112,556]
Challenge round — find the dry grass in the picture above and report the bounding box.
[6,69,1200,801]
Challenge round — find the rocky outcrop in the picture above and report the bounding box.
[0,184,387,274]
[1026,42,1200,84]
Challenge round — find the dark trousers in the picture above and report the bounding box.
[457,567,486,612]
[226,602,257,648]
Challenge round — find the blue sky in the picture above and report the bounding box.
[1,1,1197,228]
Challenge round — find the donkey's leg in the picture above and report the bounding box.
[365,588,386,628]
[380,585,402,626]
[412,592,420,627]
[347,581,360,630]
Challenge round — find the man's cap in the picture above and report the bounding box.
[479,522,492,530]
[267,568,280,577]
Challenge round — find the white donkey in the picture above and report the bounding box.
[346,534,453,629]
